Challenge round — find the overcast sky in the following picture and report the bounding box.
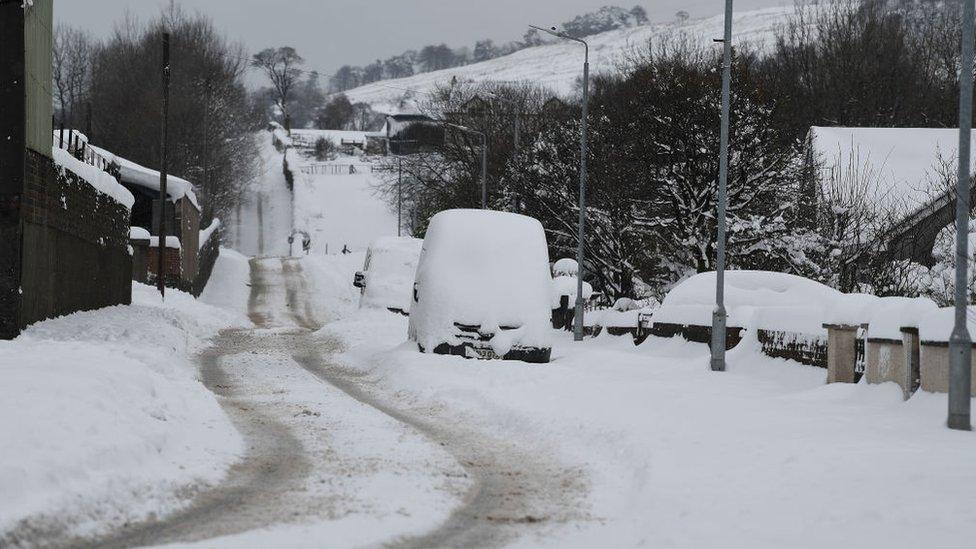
[56,0,783,82]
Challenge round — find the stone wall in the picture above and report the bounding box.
[191,224,221,297]
[19,149,132,330]
[647,322,743,350]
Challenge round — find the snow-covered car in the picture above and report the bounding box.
[354,236,423,315]
[408,209,553,363]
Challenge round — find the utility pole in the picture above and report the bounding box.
[531,25,590,342]
[202,79,211,217]
[481,133,488,209]
[710,0,734,372]
[156,32,171,297]
[398,156,402,236]
[949,0,974,431]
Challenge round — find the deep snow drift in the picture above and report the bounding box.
[291,156,398,254]
[0,253,250,542]
[303,258,976,548]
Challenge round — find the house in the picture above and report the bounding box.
[806,126,976,267]
[381,114,445,155]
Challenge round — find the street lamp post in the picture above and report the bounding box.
[710,0,734,372]
[531,25,589,342]
[949,0,974,431]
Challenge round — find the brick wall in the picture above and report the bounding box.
[18,149,132,331]
[147,245,182,282]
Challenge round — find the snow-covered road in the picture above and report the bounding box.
[82,257,582,548]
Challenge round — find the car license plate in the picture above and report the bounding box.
[466,346,499,360]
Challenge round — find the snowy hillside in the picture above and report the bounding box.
[344,6,795,113]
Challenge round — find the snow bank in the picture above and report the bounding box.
[586,308,642,328]
[129,226,150,240]
[867,297,939,340]
[918,306,976,342]
[302,252,367,324]
[200,218,222,246]
[551,275,593,308]
[360,236,423,313]
[291,155,397,254]
[823,292,882,326]
[408,209,553,353]
[148,236,181,249]
[656,271,842,333]
[199,248,253,320]
[553,258,579,277]
[320,292,976,549]
[0,284,245,540]
[52,146,134,209]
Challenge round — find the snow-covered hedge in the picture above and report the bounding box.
[654,270,939,340]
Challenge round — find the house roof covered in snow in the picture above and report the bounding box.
[808,126,976,213]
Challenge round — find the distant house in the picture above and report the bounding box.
[381,114,445,155]
[289,129,369,154]
[460,95,489,116]
[807,126,976,266]
[541,97,572,118]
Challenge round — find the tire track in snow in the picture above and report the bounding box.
[280,260,590,548]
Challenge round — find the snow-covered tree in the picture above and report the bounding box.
[473,39,498,62]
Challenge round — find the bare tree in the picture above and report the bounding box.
[53,25,94,128]
[251,47,304,126]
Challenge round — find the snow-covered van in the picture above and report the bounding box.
[408,209,553,363]
[354,236,423,315]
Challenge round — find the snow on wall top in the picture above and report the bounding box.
[656,270,844,334]
[200,218,221,246]
[867,297,938,340]
[51,146,135,209]
[809,126,976,213]
[919,306,976,343]
[342,6,793,113]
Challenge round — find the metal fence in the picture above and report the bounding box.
[299,163,373,176]
[53,127,117,175]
